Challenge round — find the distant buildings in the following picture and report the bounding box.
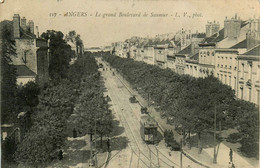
[65,33,84,57]
[85,46,111,53]
[0,14,49,86]
[111,15,260,106]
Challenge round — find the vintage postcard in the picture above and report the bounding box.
[0,0,259,168]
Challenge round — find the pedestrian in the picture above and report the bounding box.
[73,128,77,138]
[58,147,63,160]
[107,138,111,152]
[229,148,233,163]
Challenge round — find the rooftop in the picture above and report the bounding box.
[241,44,260,56]
[230,39,247,49]
[189,52,199,60]
[14,65,36,77]
[0,20,36,40]
[177,44,191,55]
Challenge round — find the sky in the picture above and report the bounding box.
[0,0,260,47]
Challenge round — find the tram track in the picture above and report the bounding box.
[105,72,157,168]
[99,59,203,168]
[100,60,180,168]
[116,77,180,168]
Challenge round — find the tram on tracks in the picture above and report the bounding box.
[140,114,158,144]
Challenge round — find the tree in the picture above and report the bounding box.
[1,25,18,123]
[16,81,40,112]
[102,53,259,156]
[41,30,72,81]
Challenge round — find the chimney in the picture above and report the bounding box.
[13,14,20,38]
[224,14,241,39]
[35,26,39,38]
[28,20,34,34]
[21,17,27,31]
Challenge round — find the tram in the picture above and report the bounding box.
[140,114,158,144]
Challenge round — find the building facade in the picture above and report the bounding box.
[0,14,49,86]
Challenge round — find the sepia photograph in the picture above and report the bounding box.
[0,0,259,167]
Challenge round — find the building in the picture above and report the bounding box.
[143,44,155,65]
[154,43,169,69]
[0,14,49,86]
[185,53,200,78]
[246,17,260,50]
[237,44,260,105]
[215,49,238,90]
[206,21,220,37]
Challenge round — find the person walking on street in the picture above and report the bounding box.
[229,148,233,163]
[107,138,111,152]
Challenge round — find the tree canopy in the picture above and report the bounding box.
[102,53,258,156]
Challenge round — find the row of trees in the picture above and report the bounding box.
[68,53,113,147]
[13,53,113,167]
[102,53,258,157]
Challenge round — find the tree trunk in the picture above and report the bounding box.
[188,130,191,150]
[198,132,202,154]
[90,134,93,141]
[100,134,103,148]
[182,129,186,146]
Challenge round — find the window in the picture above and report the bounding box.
[207,51,210,56]
[234,77,237,90]
[230,66,232,69]
[217,64,219,67]
[212,52,215,56]
[230,57,232,59]
[242,63,244,78]
[22,51,27,64]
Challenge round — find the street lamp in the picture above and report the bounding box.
[213,103,217,164]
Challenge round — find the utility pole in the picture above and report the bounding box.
[148,92,150,107]
[95,112,98,168]
[180,138,183,168]
[213,103,217,164]
[90,136,93,166]
[156,147,160,167]
[149,147,151,168]
[180,151,183,168]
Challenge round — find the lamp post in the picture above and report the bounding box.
[213,103,217,164]
[94,111,98,168]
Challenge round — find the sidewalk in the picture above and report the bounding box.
[47,134,108,168]
[112,66,258,168]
